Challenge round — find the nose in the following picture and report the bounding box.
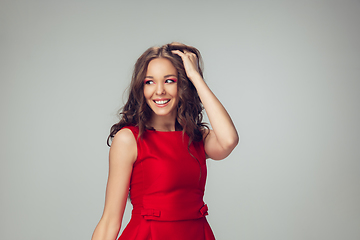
[156,83,165,95]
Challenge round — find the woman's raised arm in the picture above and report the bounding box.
[91,128,137,240]
[172,50,239,160]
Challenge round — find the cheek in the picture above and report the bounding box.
[168,85,178,98]
[143,86,151,99]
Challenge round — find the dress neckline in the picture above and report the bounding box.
[146,128,183,133]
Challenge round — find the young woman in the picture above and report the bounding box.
[91,43,238,240]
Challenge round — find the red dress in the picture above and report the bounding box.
[118,126,216,240]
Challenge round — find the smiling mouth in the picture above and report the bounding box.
[154,99,170,104]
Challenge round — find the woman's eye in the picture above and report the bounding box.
[165,79,177,83]
[144,80,154,84]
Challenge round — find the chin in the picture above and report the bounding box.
[148,101,177,117]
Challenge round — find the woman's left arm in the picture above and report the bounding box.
[172,50,239,160]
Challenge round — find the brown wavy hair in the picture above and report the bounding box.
[107,42,208,147]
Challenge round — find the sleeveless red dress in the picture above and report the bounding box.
[118,126,216,240]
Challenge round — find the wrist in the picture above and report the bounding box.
[188,72,203,83]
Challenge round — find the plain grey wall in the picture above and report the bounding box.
[1,0,359,239]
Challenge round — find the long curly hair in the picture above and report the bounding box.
[107,42,208,147]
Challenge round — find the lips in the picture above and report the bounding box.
[153,99,170,105]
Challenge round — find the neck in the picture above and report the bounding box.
[149,113,177,132]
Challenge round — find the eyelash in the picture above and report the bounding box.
[144,80,154,84]
[165,79,177,83]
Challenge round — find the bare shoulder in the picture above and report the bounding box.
[110,128,137,164]
[202,127,211,141]
[202,128,214,141]
[112,128,136,145]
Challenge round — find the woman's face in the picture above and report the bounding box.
[143,58,179,118]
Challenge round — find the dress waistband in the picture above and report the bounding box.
[132,204,209,221]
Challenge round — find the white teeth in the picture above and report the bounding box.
[154,100,170,104]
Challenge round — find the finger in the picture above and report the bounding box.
[183,50,196,58]
[183,50,193,56]
[171,50,186,58]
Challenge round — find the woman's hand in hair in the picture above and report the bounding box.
[172,50,201,81]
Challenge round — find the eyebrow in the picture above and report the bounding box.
[145,74,177,79]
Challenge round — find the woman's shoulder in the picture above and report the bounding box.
[201,127,211,141]
[112,127,137,145]
[112,125,139,147]
[121,125,139,137]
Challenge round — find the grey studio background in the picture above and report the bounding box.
[1,0,359,240]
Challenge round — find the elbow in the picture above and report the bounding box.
[206,131,239,160]
[218,134,239,159]
[212,137,239,161]
[224,133,239,151]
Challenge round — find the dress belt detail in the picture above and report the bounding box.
[200,204,208,216]
[139,204,208,221]
[141,209,161,217]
